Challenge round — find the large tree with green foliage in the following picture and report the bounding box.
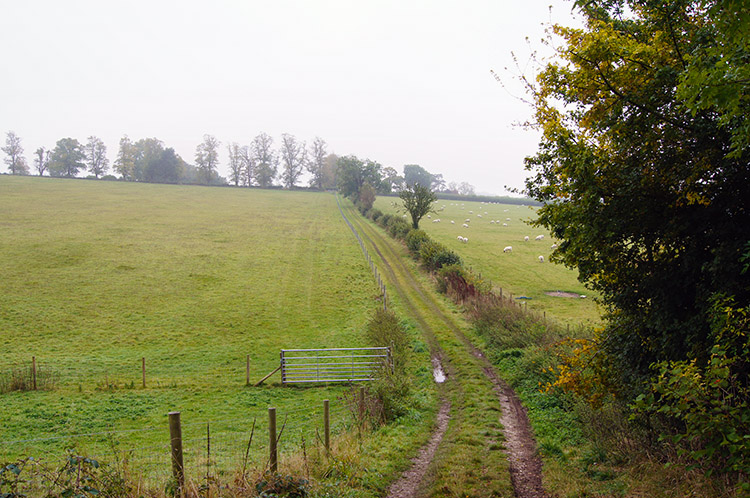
[49,138,85,178]
[400,182,437,229]
[524,0,750,393]
[336,155,383,200]
[84,136,109,179]
[403,164,433,189]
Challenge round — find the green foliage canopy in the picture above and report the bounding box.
[399,182,437,229]
[48,138,85,178]
[524,0,750,389]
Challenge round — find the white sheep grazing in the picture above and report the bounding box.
[450,220,455,224]
[490,220,495,224]
[465,218,471,223]
[550,243,558,250]
[535,235,544,240]
[506,218,511,221]
[524,236,530,242]
[427,214,431,218]
[469,210,473,214]
[503,209,509,212]
[477,214,482,218]
[503,246,513,253]
[538,255,544,263]
[457,236,463,241]
[462,237,469,243]
[462,223,470,228]
[502,223,508,226]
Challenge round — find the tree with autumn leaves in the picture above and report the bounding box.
[524,0,749,475]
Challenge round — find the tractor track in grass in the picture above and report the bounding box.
[343,203,548,498]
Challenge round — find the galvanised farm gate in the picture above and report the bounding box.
[279,347,392,384]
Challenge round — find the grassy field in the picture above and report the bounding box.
[0,176,436,490]
[373,196,603,326]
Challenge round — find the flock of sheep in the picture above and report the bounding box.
[428,202,558,263]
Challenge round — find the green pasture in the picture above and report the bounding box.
[0,176,398,470]
[373,196,603,326]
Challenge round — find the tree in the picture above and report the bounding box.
[143,147,181,184]
[336,156,383,200]
[195,134,220,185]
[307,137,327,189]
[34,147,50,176]
[381,166,403,193]
[523,0,750,394]
[132,138,165,182]
[252,133,277,187]
[359,183,376,211]
[84,136,109,179]
[114,135,137,181]
[227,142,244,186]
[2,131,28,175]
[457,182,475,196]
[431,173,446,192]
[279,133,306,188]
[320,153,338,190]
[399,182,437,229]
[48,138,85,177]
[239,145,254,186]
[403,164,433,188]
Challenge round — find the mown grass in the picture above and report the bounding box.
[0,177,437,496]
[373,196,602,327]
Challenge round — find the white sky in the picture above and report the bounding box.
[0,0,581,195]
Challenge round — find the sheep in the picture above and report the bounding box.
[502,223,508,226]
[462,223,470,228]
[535,235,544,240]
[450,220,455,224]
[538,255,544,263]
[550,243,558,250]
[524,236,530,242]
[503,246,513,253]
[457,236,463,241]
[469,210,473,214]
[465,218,471,223]
[462,236,469,243]
[477,214,482,218]
[503,209,509,212]
[506,218,511,221]
[427,214,431,218]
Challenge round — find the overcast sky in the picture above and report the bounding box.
[0,0,581,195]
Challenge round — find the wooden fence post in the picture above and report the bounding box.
[169,412,185,495]
[358,386,365,422]
[142,357,146,388]
[323,399,330,454]
[32,356,37,391]
[269,407,277,472]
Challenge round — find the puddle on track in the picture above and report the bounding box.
[432,357,446,383]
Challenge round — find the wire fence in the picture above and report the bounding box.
[0,397,357,490]
[336,194,388,310]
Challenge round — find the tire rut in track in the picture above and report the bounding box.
[346,206,548,498]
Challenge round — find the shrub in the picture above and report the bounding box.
[405,229,430,255]
[361,309,412,423]
[419,240,461,271]
[255,471,309,497]
[379,213,392,228]
[369,208,383,223]
[386,216,411,240]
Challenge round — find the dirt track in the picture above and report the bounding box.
[340,201,548,498]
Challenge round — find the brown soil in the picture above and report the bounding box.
[385,399,451,498]
[545,290,581,298]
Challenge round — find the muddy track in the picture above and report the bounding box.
[344,204,548,498]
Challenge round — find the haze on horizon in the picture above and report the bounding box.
[0,0,581,195]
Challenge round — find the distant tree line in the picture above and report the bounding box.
[2,130,481,196]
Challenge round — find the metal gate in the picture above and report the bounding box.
[280,347,392,384]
